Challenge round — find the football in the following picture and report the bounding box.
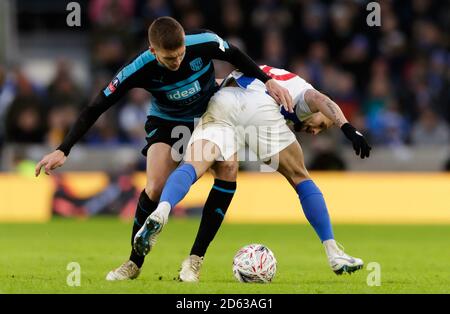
[232,244,277,283]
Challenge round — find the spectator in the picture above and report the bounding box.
[305,41,329,87]
[136,0,172,28]
[251,0,292,32]
[0,66,16,143]
[180,8,204,30]
[47,59,84,107]
[330,71,360,122]
[221,0,244,38]
[119,89,149,145]
[411,108,449,146]
[46,103,79,148]
[261,29,287,68]
[89,0,135,28]
[89,0,136,74]
[368,99,410,146]
[5,97,47,143]
[84,110,122,147]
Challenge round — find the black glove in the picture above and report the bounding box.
[341,123,371,159]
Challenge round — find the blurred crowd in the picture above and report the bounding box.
[0,0,449,153]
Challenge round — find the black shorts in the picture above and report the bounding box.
[141,116,196,157]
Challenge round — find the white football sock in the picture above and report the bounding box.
[153,201,171,224]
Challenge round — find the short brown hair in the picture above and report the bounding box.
[148,17,185,50]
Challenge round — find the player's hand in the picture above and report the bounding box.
[341,123,371,159]
[265,79,294,113]
[35,150,67,177]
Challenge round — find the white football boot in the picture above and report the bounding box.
[323,240,364,275]
[133,202,170,256]
[106,260,141,281]
[179,255,204,283]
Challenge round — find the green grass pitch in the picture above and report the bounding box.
[0,218,449,293]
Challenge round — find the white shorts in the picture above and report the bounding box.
[187,87,296,161]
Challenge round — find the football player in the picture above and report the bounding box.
[133,65,371,281]
[35,17,292,281]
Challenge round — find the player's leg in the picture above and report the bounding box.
[131,143,179,259]
[135,87,241,267]
[106,142,179,281]
[159,139,222,209]
[275,142,364,275]
[274,141,334,241]
[186,88,240,264]
[243,91,335,245]
[245,91,363,275]
[190,159,237,257]
[133,139,221,257]
[179,156,238,282]
[107,116,193,281]
[134,122,240,260]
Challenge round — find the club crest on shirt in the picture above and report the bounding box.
[108,77,120,93]
[190,58,203,71]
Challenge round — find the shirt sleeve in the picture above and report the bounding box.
[203,31,271,83]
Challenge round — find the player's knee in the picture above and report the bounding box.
[212,161,238,181]
[285,166,310,185]
[145,181,164,202]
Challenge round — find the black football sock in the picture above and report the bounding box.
[190,179,237,257]
[129,190,158,268]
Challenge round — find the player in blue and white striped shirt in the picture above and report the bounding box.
[137,65,371,281]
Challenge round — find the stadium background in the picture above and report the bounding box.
[0,0,449,294]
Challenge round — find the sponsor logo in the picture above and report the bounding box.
[166,80,201,101]
[108,77,120,93]
[189,58,203,71]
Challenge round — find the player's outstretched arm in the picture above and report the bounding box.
[304,89,348,127]
[35,83,129,177]
[305,89,371,159]
[34,93,114,177]
[35,149,67,177]
[34,61,138,177]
